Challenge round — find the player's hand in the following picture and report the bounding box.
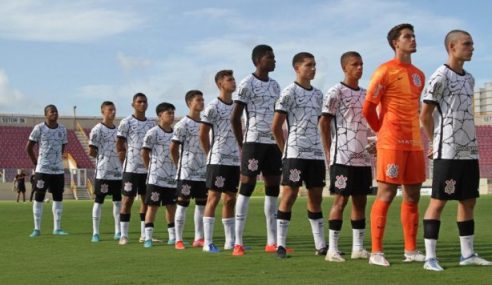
[366,141,377,155]
[427,146,433,159]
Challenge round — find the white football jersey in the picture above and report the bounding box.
[202,97,240,166]
[322,83,371,166]
[142,126,177,188]
[235,74,281,144]
[29,123,67,174]
[275,82,324,160]
[89,123,122,180]
[423,65,479,160]
[117,115,155,173]
[172,116,206,181]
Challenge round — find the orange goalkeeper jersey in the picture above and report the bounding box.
[365,58,425,151]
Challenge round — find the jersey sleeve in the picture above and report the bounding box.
[366,65,388,105]
[322,86,340,116]
[28,124,41,143]
[62,127,68,145]
[275,88,293,114]
[423,71,446,104]
[172,121,186,143]
[88,126,99,148]
[117,118,129,139]
[201,104,216,126]
[235,82,251,105]
[142,128,155,150]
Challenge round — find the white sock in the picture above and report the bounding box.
[277,219,290,248]
[222,217,235,249]
[460,235,474,258]
[425,238,437,260]
[121,222,129,238]
[52,201,63,231]
[140,221,145,238]
[234,194,250,246]
[329,229,340,253]
[33,201,43,230]
[145,226,154,241]
[203,216,215,246]
[194,205,205,241]
[92,202,102,235]
[168,226,176,241]
[264,196,277,245]
[113,202,121,234]
[309,218,326,250]
[175,205,187,242]
[352,228,365,252]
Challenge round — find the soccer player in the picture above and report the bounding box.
[14,169,27,203]
[141,102,177,248]
[320,51,372,262]
[199,70,240,253]
[420,30,492,271]
[230,44,283,256]
[272,52,326,258]
[171,90,208,250]
[26,104,68,237]
[117,93,155,245]
[362,23,426,266]
[88,101,122,242]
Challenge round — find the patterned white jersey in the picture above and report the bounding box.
[423,64,479,160]
[172,116,206,181]
[202,97,240,166]
[322,82,371,166]
[275,82,324,160]
[89,123,122,180]
[142,126,177,188]
[117,115,155,174]
[235,74,281,144]
[29,123,67,174]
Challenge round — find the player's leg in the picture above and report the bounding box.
[305,160,326,256]
[111,181,122,240]
[51,174,67,235]
[423,198,446,271]
[203,190,221,252]
[192,183,207,247]
[234,174,255,249]
[222,191,236,250]
[401,183,424,261]
[120,173,137,244]
[350,194,369,259]
[327,194,348,261]
[137,174,149,242]
[143,205,159,248]
[163,188,177,245]
[175,181,191,248]
[30,173,45,237]
[91,180,106,242]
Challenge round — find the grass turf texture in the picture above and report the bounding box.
[1,196,492,285]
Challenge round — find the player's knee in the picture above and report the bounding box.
[223,194,236,208]
[265,185,280,197]
[239,183,255,197]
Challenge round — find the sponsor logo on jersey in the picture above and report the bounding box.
[215,176,225,188]
[150,192,160,202]
[36,179,45,189]
[335,175,348,190]
[181,184,191,196]
[124,182,133,192]
[100,183,109,194]
[385,164,399,179]
[412,73,422,87]
[248,159,259,172]
[289,169,301,182]
[444,179,456,195]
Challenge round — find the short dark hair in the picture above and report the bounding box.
[292,52,314,67]
[215,70,234,84]
[444,29,471,52]
[100,101,114,109]
[44,104,57,115]
[387,23,414,50]
[252,44,273,66]
[132,92,147,102]
[340,51,361,69]
[185,90,203,107]
[156,102,175,116]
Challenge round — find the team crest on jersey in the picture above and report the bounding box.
[181,184,191,196]
[289,169,301,182]
[444,179,456,195]
[248,159,259,171]
[36,179,45,189]
[412,73,422,87]
[215,176,225,188]
[100,183,109,194]
[385,164,399,179]
[335,175,348,190]
[150,192,160,202]
[123,182,133,192]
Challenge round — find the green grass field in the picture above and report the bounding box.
[1,196,492,285]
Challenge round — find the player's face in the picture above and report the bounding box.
[101,105,116,121]
[452,34,474,62]
[343,56,363,81]
[45,107,58,123]
[219,75,236,92]
[189,95,204,112]
[394,28,417,54]
[258,51,276,72]
[296,57,316,80]
[132,96,148,113]
[159,110,175,125]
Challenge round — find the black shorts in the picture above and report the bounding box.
[329,164,372,196]
[281,159,326,189]
[206,165,240,193]
[145,184,177,206]
[241,143,282,177]
[34,173,64,194]
[17,184,26,193]
[177,180,207,200]
[122,173,147,197]
[432,159,479,201]
[94,179,122,203]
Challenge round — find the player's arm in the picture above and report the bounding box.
[199,123,211,155]
[271,112,286,154]
[26,141,37,166]
[170,141,180,166]
[362,101,381,132]
[141,148,151,169]
[420,102,436,142]
[319,114,333,159]
[230,103,245,149]
[88,146,97,158]
[116,137,127,163]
